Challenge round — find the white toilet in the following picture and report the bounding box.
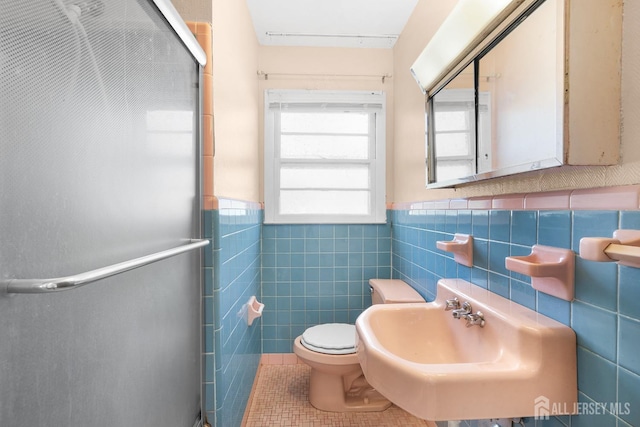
[292,279,425,412]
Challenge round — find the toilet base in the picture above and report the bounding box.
[308,367,392,412]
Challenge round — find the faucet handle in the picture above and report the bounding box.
[444,297,460,311]
[465,311,485,328]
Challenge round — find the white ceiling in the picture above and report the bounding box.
[245,0,419,49]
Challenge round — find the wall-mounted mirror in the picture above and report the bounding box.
[426,0,562,187]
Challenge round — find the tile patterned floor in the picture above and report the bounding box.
[244,364,431,426]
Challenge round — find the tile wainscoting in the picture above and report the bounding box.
[204,198,262,427]
[206,184,640,426]
[261,222,392,353]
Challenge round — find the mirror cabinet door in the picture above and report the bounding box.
[426,0,564,188]
[477,0,563,173]
[428,63,476,184]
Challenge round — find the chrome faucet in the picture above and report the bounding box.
[444,297,460,311]
[449,300,486,327]
[465,311,485,328]
[451,301,473,319]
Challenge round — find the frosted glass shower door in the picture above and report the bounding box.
[0,1,205,426]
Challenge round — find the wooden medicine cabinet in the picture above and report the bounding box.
[414,0,622,188]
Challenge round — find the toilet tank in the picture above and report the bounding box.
[369,279,425,305]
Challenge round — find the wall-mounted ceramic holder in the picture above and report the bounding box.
[436,233,473,267]
[247,296,264,326]
[505,245,575,301]
[579,229,640,268]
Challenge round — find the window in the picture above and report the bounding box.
[264,90,386,224]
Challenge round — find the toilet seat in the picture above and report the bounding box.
[301,323,356,355]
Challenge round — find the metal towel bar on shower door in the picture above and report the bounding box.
[2,239,210,294]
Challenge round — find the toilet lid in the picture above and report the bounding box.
[301,323,356,355]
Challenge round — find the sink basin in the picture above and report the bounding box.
[355,278,577,421]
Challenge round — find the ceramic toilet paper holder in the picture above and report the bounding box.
[246,296,264,326]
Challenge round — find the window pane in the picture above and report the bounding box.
[436,160,474,182]
[280,190,370,215]
[281,135,369,160]
[281,112,369,134]
[280,165,369,189]
[434,110,469,131]
[435,132,472,157]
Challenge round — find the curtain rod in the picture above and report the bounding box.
[256,70,392,83]
[265,32,398,40]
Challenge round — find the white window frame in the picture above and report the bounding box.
[264,90,386,224]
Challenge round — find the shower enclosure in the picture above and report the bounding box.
[0,0,206,426]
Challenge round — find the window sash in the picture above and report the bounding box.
[264,90,385,224]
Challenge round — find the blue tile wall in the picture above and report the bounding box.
[393,208,640,427]
[261,222,392,353]
[205,203,639,425]
[202,211,215,423]
[203,205,262,427]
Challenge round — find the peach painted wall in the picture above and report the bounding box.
[257,46,394,202]
[210,0,261,202]
[174,0,261,203]
[392,0,457,203]
[392,0,638,203]
[174,0,639,206]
